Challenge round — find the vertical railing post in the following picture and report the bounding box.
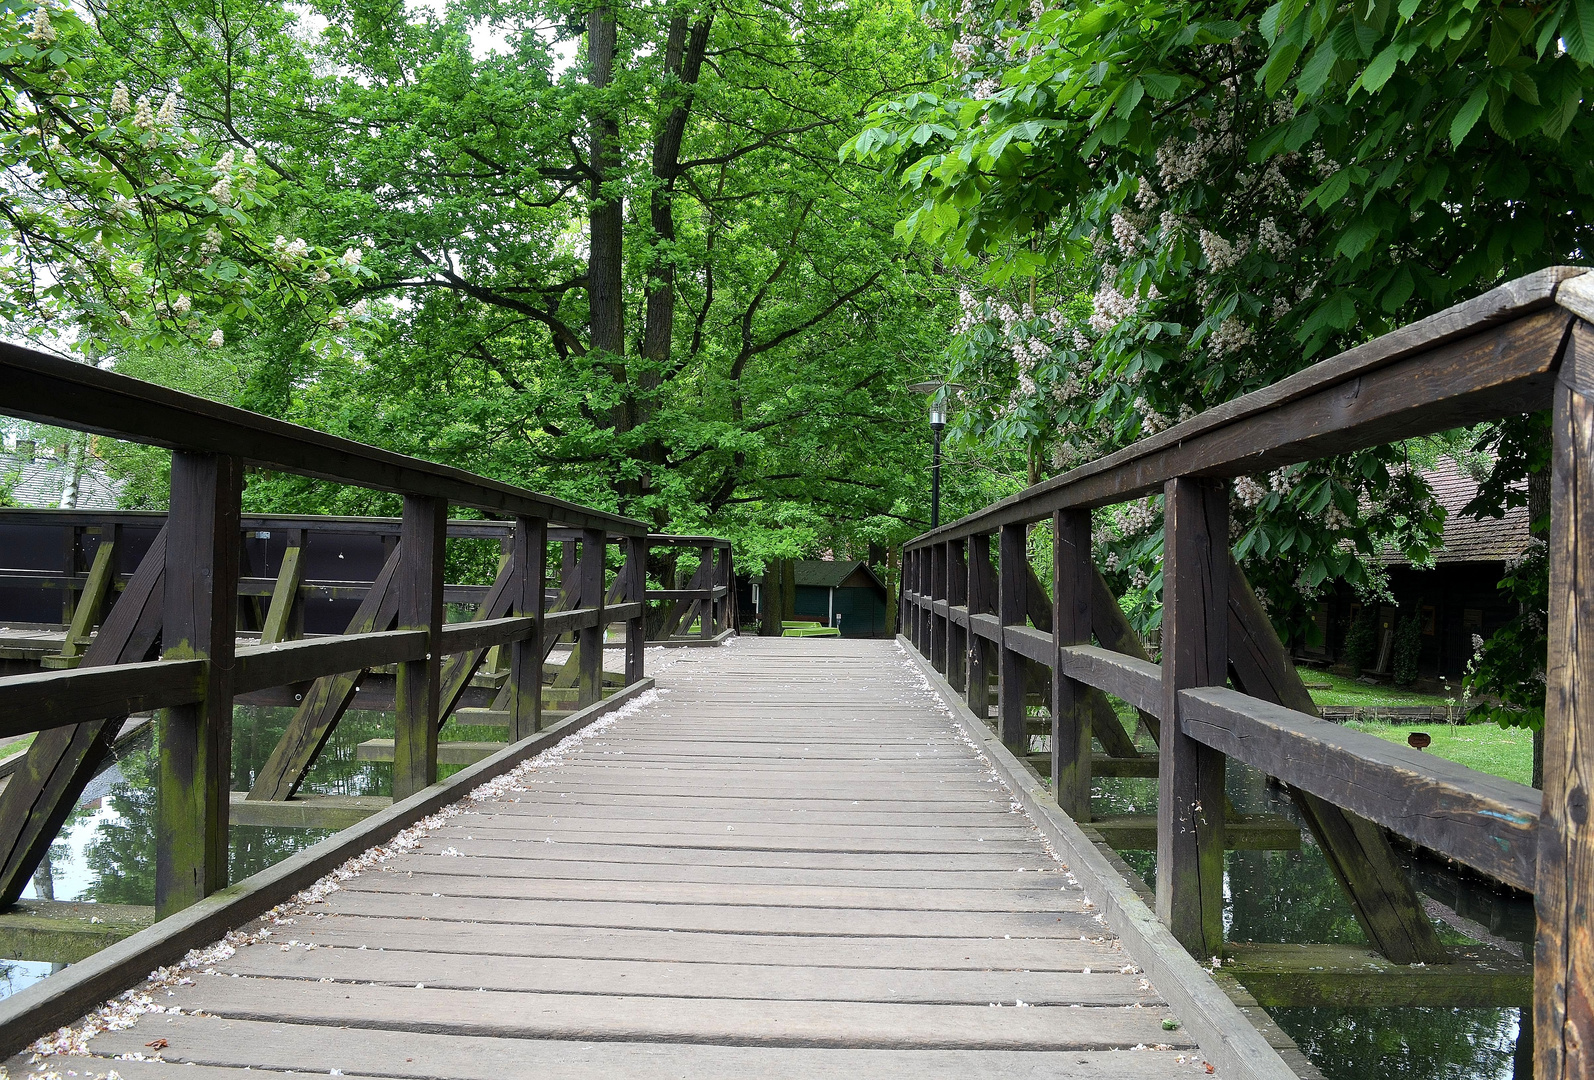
[393,494,445,801]
[997,523,1028,753]
[1538,318,1594,1080]
[509,515,547,741]
[704,544,717,640]
[947,538,968,694]
[578,528,606,708]
[625,535,647,684]
[906,549,919,648]
[156,451,241,918]
[1052,509,1093,821]
[930,542,947,672]
[967,534,993,719]
[1158,477,1228,956]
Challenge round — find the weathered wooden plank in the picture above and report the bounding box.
[156,451,242,918]
[623,535,646,685]
[509,516,548,739]
[1058,645,1161,716]
[357,739,502,766]
[232,630,427,694]
[1538,314,1594,1080]
[257,533,304,647]
[393,495,446,801]
[44,531,115,668]
[1051,510,1093,821]
[1159,477,1227,956]
[227,791,391,830]
[85,1018,1205,1079]
[0,659,205,737]
[247,544,404,801]
[144,977,1190,1050]
[1180,686,1539,891]
[1223,941,1531,1008]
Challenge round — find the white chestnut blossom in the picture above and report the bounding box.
[172,295,191,316]
[1257,217,1293,259]
[340,246,362,268]
[1235,476,1268,509]
[132,95,154,130]
[1207,316,1254,357]
[1198,229,1239,272]
[208,175,231,205]
[200,226,223,255]
[156,90,179,127]
[1110,213,1144,253]
[207,328,224,348]
[1089,282,1134,334]
[109,83,131,115]
[27,5,56,43]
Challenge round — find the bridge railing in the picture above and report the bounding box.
[0,342,732,921]
[900,266,1592,1072]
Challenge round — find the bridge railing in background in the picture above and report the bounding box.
[899,267,1593,1074]
[0,342,732,923]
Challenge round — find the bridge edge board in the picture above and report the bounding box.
[895,636,1303,1080]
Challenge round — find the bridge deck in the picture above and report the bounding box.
[44,639,1211,1078]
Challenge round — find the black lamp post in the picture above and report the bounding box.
[909,381,960,530]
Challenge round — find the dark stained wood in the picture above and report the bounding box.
[437,617,535,656]
[996,524,1027,752]
[1051,510,1093,821]
[929,543,946,674]
[0,529,167,905]
[49,531,115,667]
[1001,624,1053,666]
[234,631,427,695]
[393,496,445,802]
[434,562,520,729]
[247,545,404,801]
[156,452,242,918]
[946,540,968,693]
[1180,686,1539,892]
[0,341,645,535]
[966,536,993,720]
[1089,569,1162,744]
[624,536,647,685]
[0,660,205,737]
[1223,942,1531,1008]
[913,273,1580,544]
[1538,316,1594,1080]
[510,517,548,740]
[1225,560,1449,966]
[1158,477,1227,956]
[578,528,606,709]
[1059,645,1161,715]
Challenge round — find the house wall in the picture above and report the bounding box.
[791,585,888,638]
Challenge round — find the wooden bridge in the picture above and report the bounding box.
[2,267,1594,1078]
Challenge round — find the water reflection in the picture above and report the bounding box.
[1094,764,1530,1080]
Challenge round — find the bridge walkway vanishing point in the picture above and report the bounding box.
[11,638,1224,1079]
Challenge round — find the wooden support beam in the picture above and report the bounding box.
[0,901,154,965]
[0,528,166,905]
[967,536,994,720]
[509,516,547,740]
[1538,315,1594,1080]
[577,528,605,709]
[357,739,501,766]
[929,542,946,673]
[1223,942,1530,1009]
[156,451,242,918]
[1052,509,1093,821]
[227,792,390,831]
[1060,645,1162,715]
[1090,568,1161,742]
[43,530,116,668]
[392,495,445,802]
[258,531,305,646]
[1226,559,1449,966]
[997,524,1028,752]
[624,536,646,685]
[947,540,968,693]
[0,660,206,737]
[1090,814,1299,853]
[246,545,403,802]
[1158,476,1227,957]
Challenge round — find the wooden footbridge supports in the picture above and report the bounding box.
[902,268,1594,1078]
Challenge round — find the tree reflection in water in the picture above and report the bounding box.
[1094,765,1527,1080]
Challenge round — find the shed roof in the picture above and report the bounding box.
[1382,459,1530,566]
[756,560,887,591]
[0,445,122,510]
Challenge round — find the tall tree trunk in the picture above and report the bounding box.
[587,8,624,366]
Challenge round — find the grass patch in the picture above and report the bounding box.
[1304,671,1457,709]
[1343,720,1534,787]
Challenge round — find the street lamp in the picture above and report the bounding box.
[908,380,962,529]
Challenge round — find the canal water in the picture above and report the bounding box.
[0,712,1535,1080]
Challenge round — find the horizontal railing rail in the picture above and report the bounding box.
[896,267,1594,1072]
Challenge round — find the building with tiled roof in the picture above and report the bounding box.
[0,434,123,510]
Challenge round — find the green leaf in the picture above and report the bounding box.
[1307,168,1352,208]
[1381,265,1415,312]
[1449,85,1488,146]
[1356,45,1400,94]
[1566,0,1594,64]
[1141,72,1181,99]
[1261,42,1303,95]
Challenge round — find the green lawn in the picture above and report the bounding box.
[1343,719,1534,787]
[1303,670,1458,709]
